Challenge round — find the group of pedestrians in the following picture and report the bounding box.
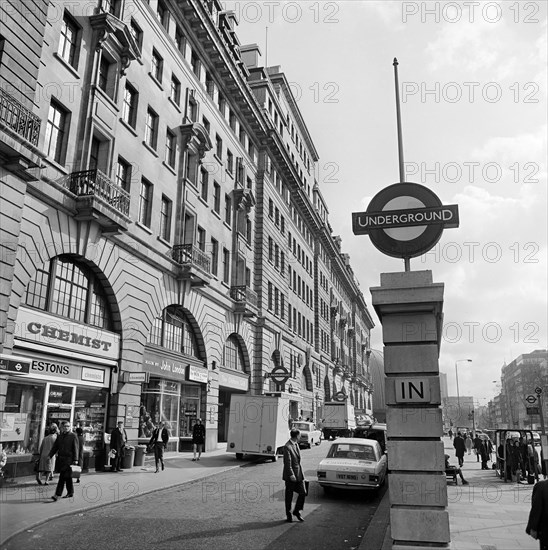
[452,431,493,470]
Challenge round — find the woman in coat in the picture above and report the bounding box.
[37,424,59,485]
[464,433,473,455]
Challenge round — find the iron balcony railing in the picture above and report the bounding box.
[0,88,41,147]
[230,285,258,308]
[66,169,130,217]
[171,244,211,273]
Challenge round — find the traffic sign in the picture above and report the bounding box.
[535,387,543,395]
[0,353,31,374]
[267,365,290,385]
[352,182,459,258]
[526,395,538,404]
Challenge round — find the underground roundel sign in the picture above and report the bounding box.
[351,182,459,258]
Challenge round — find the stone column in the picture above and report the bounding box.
[371,270,449,550]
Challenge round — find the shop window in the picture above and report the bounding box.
[148,306,202,359]
[73,387,108,454]
[140,378,180,438]
[23,256,113,330]
[2,380,45,455]
[223,334,246,372]
[179,384,201,438]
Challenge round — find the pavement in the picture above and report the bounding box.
[0,438,542,550]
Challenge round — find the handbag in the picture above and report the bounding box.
[71,465,82,480]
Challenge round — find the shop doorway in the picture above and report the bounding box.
[44,384,74,432]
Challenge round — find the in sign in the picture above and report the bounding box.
[395,378,431,403]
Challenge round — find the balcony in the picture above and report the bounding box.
[0,88,41,147]
[62,169,130,233]
[230,285,258,317]
[171,244,212,287]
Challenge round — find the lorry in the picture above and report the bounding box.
[226,393,290,461]
[321,400,356,440]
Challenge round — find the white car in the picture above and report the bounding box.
[292,421,322,449]
[317,438,387,491]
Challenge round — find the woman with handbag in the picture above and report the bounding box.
[37,424,59,485]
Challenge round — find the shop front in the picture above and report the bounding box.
[217,368,249,442]
[139,348,208,452]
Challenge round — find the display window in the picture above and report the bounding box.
[1,380,45,455]
[180,384,201,438]
[139,378,180,438]
[45,384,74,428]
[74,387,108,452]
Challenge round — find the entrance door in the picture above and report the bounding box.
[44,384,75,430]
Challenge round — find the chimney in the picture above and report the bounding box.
[240,44,262,69]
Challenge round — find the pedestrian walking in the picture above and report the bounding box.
[110,421,128,472]
[148,421,169,472]
[465,433,473,455]
[192,418,206,461]
[48,421,79,501]
[36,424,59,485]
[282,428,307,523]
[526,479,548,550]
[473,434,482,462]
[448,428,453,440]
[453,432,466,467]
[74,425,85,483]
[479,438,492,470]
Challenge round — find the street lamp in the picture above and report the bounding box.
[455,359,472,410]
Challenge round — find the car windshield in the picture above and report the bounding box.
[292,423,310,431]
[327,443,376,461]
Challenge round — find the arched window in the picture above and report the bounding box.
[223,334,246,372]
[148,306,200,358]
[302,366,313,392]
[24,255,112,330]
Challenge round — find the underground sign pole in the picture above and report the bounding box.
[354,60,460,550]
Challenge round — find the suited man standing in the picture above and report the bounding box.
[110,421,128,472]
[282,428,306,523]
[148,421,169,472]
[453,432,466,467]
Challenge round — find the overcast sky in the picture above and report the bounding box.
[226,0,548,403]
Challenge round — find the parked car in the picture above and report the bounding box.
[292,421,322,448]
[317,438,387,492]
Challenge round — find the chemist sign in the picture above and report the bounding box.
[352,182,459,258]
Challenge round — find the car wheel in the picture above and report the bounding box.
[235,453,243,460]
[315,438,321,446]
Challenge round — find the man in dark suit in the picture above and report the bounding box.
[48,421,79,501]
[282,428,306,523]
[110,421,128,472]
[148,421,169,472]
[526,479,548,550]
[453,432,466,467]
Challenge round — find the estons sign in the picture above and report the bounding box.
[352,182,459,259]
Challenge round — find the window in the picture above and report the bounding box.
[197,226,206,252]
[268,237,273,261]
[205,71,214,99]
[115,157,131,191]
[98,54,115,99]
[175,25,186,55]
[58,12,79,68]
[170,75,181,105]
[138,178,153,227]
[100,0,117,15]
[151,48,163,83]
[210,238,219,276]
[144,107,158,149]
[191,51,200,79]
[122,82,138,128]
[202,116,210,134]
[156,0,168,29]
[187,93,198,122]
[229,110,236,131]
[217,92,226,116]
[222,248,230,284]
[268,198,273,218]
[129,19,142,51]
[45,100,69,164]
[236,157,245,184]
[226,150,233,174]
[160,195,172,241]
[224,194,232,225]
[200,167,208,201]
[185,151,198,185]
[151,306,200,358]
[213,182,221,213]
[24,256,112,329]
[165,129,176,168]
[268,282,273,310]
[224,335,246,371]
[215,134,222,159]
[239,126,246,146]
[246,217,252,242]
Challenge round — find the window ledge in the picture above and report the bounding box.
[53,52,81,79]
[119,118,138,136]
[93,85,119,110]
[142,141,159,158]
[136,221,153,234]
[148,72,164,91]
[162,160,177,175]
[213,154,222,165]
[212,209,221,220]
[157,236,171,247]
[168,96,182,112]
[223,221,232,231]
[198,195,208,207]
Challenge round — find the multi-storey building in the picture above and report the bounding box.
[0,0,374,477]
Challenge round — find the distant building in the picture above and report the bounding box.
[369,349,386,422]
